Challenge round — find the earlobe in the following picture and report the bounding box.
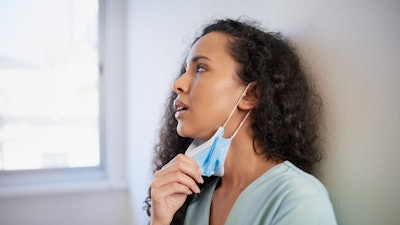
[239,82,260,110]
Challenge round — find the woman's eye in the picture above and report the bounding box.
[196,65,206,73]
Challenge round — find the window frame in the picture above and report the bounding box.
[0,0,128,198]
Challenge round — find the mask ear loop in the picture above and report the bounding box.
[222,82,253,138]
[230,110,251,138]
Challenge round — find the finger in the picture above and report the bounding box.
[152,170,201,193]
[162,153,197,169]
[151,182,193,199]
[158,154,204,184]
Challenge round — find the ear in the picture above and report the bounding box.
[238,82,260,110]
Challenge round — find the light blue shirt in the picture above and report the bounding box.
[184,161,337,225]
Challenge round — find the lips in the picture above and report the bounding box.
[174,99,189,118]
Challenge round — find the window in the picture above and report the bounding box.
[0,0,127,195]
[0,0,100,171]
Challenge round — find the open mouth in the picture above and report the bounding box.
[174,100,189,117]
[176,106,188,111]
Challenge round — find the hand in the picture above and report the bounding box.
[150,153,204,225]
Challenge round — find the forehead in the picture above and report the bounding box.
[186,32,232,63]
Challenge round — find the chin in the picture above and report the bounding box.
[176,130,186,138]
[176,124,191,138]
[178,128,214,142]
[177,126,203,140]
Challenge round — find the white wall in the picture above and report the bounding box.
[127,0,400,224]
[0,190,130,225]
[1,1,398,225]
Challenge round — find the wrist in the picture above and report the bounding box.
[150,217,168,225]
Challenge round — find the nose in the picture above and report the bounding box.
[172,72,189,94]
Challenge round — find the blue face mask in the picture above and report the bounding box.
[184,83,252,177]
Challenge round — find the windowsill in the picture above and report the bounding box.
[0,178,129,199]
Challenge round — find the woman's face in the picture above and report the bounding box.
[173,32,246,141]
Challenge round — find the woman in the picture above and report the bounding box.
[145,18,337,225]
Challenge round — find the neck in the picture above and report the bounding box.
[220,124,278,190]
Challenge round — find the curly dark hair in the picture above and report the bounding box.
[144,18,323,225]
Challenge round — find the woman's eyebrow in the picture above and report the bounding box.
[191,55,213,63]
[185,55,213,69]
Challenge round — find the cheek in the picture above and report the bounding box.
[191,81,220,111]
[191,81,236,124]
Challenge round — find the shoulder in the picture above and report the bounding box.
[272,161,330,200]
[223,161,337,225]
[262,161,337,224]
[245,160,330,203]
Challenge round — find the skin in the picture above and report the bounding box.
[150,32,278,225]
[173,32,247,141]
